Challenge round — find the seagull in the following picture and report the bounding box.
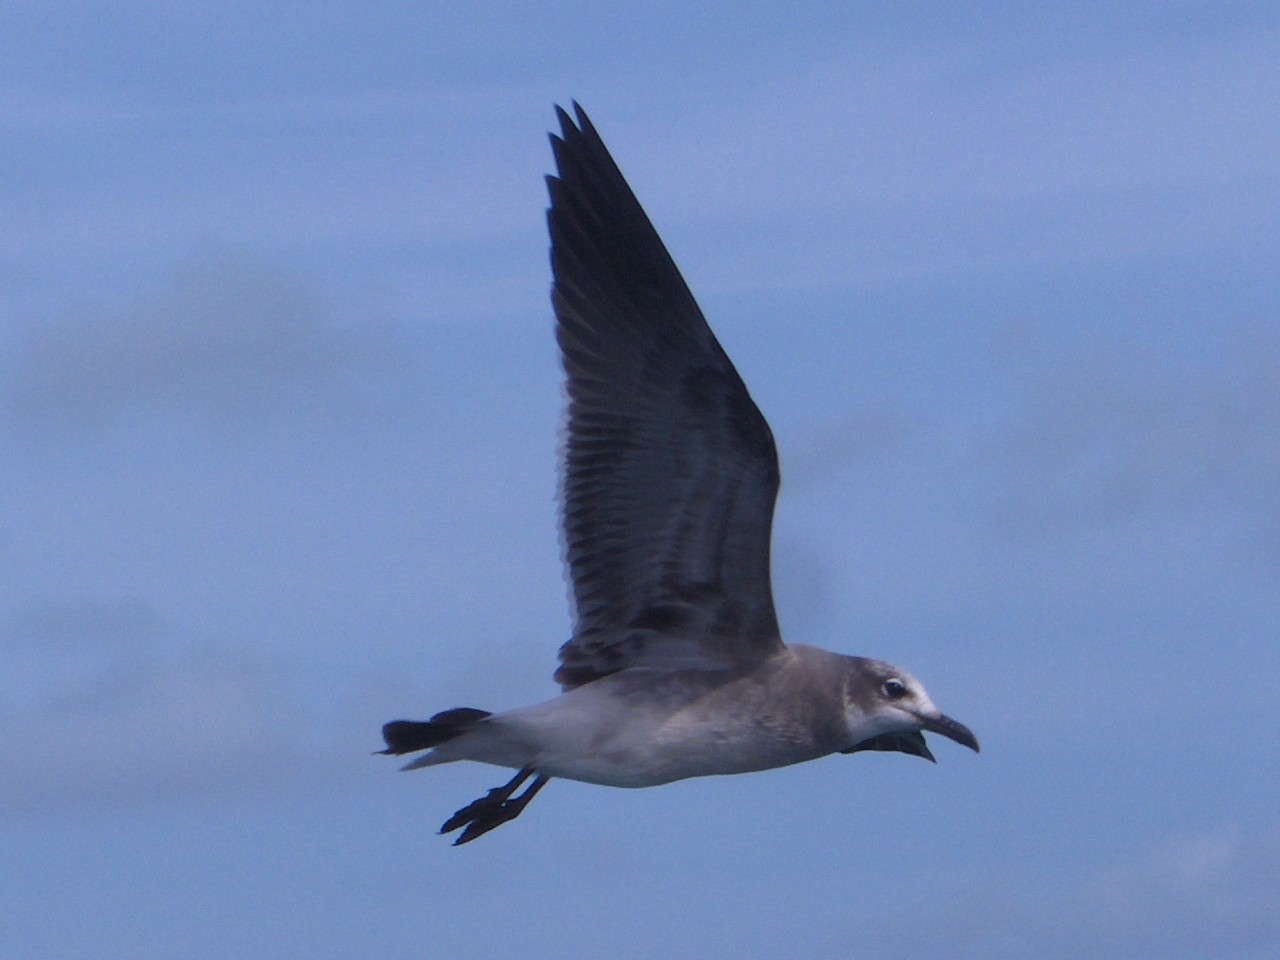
[380,103,979,845]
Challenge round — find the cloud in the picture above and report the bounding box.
[977,327,1280,559]
[3,252,413,436]
[602,19,1279,299]
[1078,826,1280,958]
[897,824,1280,960]
[785,404,919,492]
[0,597,339,815]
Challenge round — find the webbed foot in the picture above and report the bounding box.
[440,767,550,845]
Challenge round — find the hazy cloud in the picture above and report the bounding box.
[786,404,919,492]
[979,328,1280,557]
[900,824,1280,959]
[0,597,333,815]
[4,253,413,436]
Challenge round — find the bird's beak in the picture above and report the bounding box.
[917,712,980,753]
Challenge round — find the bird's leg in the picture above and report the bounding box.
[441,767,551,845]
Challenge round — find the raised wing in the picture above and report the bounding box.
[547,103,784,689]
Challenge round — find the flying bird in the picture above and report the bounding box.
[380,103,979,845]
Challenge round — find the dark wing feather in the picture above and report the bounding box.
[547,103,784,690]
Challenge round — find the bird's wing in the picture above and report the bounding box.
[547,103,784,690]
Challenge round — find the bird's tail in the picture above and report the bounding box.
[379,707,493,756]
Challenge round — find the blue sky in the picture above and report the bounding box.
[3,3,1279,958]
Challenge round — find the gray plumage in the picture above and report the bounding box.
[549,104,781,689]
[381,103,978,845]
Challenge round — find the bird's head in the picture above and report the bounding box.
[839,657,979,761]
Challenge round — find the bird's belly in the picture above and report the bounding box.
[519,702,824,788]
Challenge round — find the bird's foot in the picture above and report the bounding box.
[440,768,549,845]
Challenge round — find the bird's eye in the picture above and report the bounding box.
[882,678,908,699]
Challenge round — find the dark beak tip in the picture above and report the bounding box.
[952,727,980,754]
[920,713,980,755]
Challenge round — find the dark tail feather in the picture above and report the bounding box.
[379,707,492,755]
